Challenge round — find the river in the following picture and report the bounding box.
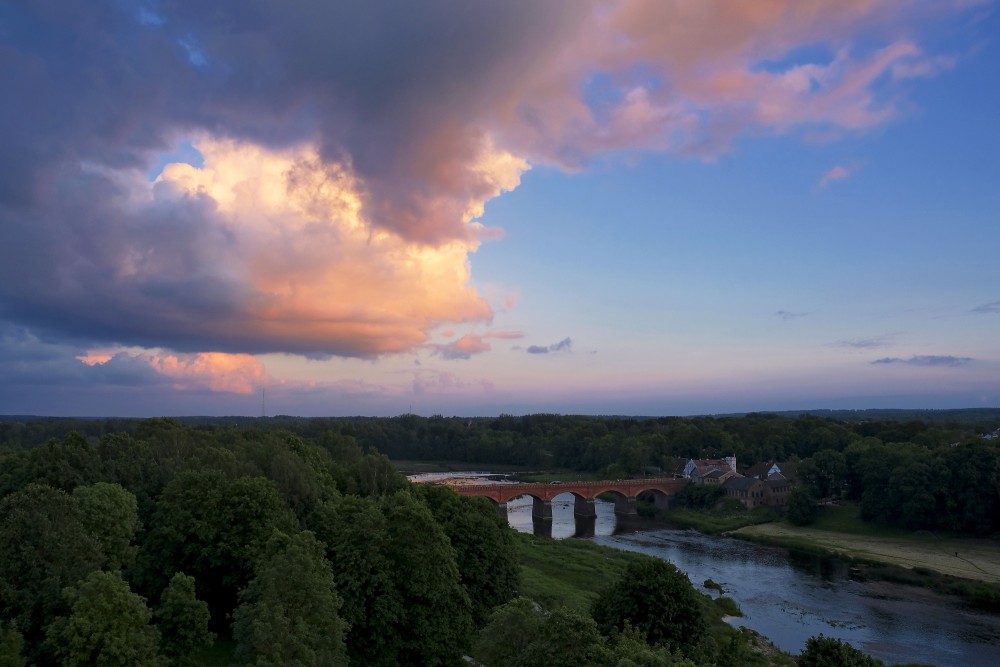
[502,491,1000,667]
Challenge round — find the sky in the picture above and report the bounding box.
[1,0,998,418]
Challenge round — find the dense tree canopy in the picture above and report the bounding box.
[0,412,994,665]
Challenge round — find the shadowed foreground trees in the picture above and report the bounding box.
[592,556,706,652]
[473,597,699,667]
[43,571,160,667]
[0,420,914,665]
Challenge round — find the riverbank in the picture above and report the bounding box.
[514,532,796,666]
[729,507,1000,612]
[733,522,1000,585]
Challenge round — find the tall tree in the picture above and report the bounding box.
[307,496,401,666]
[232,530,346,667]
[0,621,24,667]
[154,573,213,667]
[382,492,474,666]
[43,571,161,667]
[414,484,520,626]
[72,482,140,571]
[591,556,706,654]
[0,484,103,659]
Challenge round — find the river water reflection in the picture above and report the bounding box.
[503,493,1000,667]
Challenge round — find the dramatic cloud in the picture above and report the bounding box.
[527,338,573,355]
[872,355,973,367]
[0,0,979,372]
[971,301,1000,314]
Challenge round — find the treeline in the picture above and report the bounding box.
[0,419,785,666]
[796,437,1000,535]
[2,412,992,478]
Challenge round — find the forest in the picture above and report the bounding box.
[0,411,997,665]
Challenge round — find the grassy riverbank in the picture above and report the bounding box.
[733,503,1000,610]
[649,501,778,534]
[514,532,795,666]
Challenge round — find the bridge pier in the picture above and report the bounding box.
[614,495,643,533]
[496,501,508,521]
[573,497,597,538]
[532,497,553,538]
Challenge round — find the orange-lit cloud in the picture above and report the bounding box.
[75,346,269,394]
[150,352,269,394]
[76,351,115,366]
[147,138,522,357]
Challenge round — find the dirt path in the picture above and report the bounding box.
[734,523,1000,584]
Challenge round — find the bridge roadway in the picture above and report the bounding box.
[452,477,688,538]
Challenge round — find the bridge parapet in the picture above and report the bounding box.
[450,477,687,504]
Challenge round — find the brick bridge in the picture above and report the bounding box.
[452,478,688,537]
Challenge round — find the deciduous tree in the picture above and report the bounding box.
[155,573,213,666]
[307,495,400,666]
[43,571,161,667]
[414,483,520,626]
[0,484,103,658]
[591,556,705,653]
[73,482,140,571]
[383,492,474,665]
[232,530,346,666]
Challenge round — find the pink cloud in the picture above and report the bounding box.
[4,1,980,367]
[819,165,853,188]
[151,352,269,394]
[490,1,972,163]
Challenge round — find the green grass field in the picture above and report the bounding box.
[656,503,778,535]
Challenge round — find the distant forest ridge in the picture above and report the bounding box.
[2,406,1000,426]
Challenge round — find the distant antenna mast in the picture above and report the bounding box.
[261,387,266,418]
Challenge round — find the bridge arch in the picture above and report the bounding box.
[450,477,687,538]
